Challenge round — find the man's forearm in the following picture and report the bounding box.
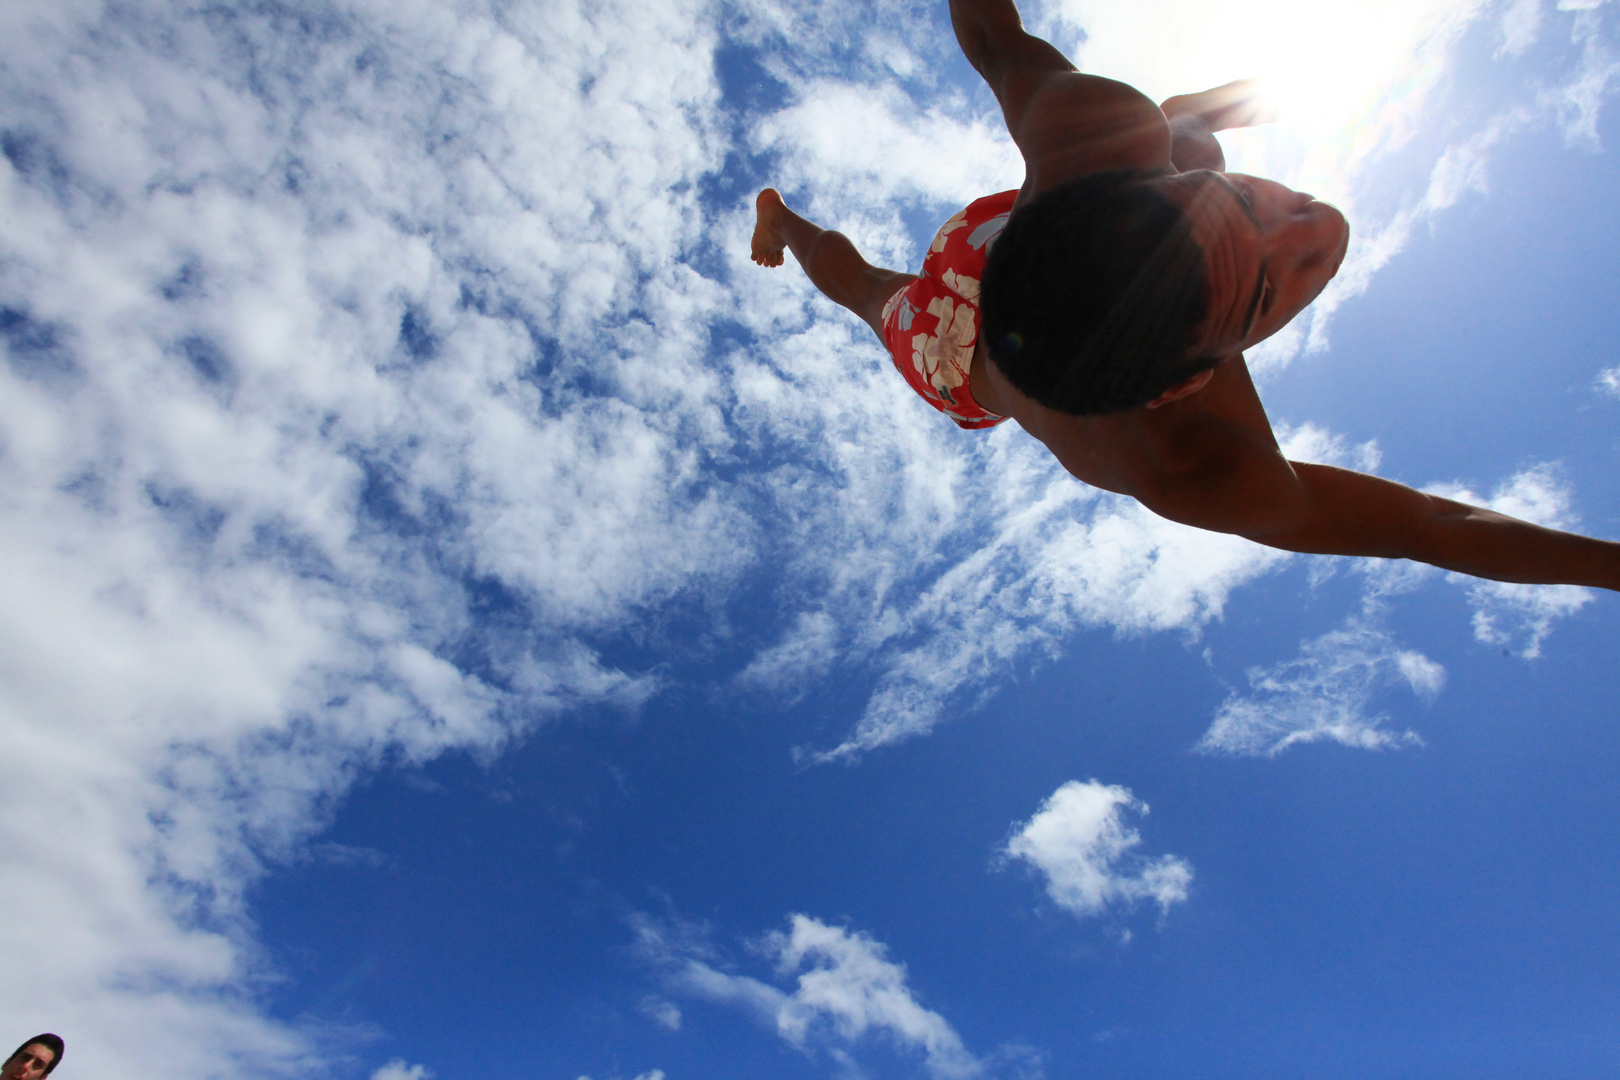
[948,0,1028,77]
[1406,496,1620,590]
[1267,463,1620,590]
[948,0,1076,114]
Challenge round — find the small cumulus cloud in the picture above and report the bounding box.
[1274,421,1381,473]
[999,780,1192,920]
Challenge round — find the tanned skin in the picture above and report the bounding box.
[751,0,1620,590]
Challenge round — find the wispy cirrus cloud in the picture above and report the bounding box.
[1196,620,1439,757]
[634,912,1003,1080]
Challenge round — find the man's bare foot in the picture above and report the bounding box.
[751,188,788,267]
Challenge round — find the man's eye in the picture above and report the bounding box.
[1259,280,1274,316]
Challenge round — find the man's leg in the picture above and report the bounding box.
[751,188,915,339]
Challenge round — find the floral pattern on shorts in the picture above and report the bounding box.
[881,190,1017,430]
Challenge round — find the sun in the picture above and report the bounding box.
[1183,0,1471,196]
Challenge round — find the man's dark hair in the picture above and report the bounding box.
[981,169,1218,415]
[9,1035,64,1076]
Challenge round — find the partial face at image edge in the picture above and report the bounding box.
[1,1044,57,1080]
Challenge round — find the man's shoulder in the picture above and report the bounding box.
[1016,73,1173,188]
[1020,361,1311,537]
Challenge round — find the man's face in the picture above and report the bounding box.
[1153,170,1350,359]
[1,1045,54,1080]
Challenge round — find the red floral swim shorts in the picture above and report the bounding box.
[880,190,1018,430]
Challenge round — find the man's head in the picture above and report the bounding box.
[982,167,1348,415]
[2,1036,63,1080]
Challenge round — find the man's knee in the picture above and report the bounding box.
[854,270,914,336]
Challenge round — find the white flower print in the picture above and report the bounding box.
[928,210,969,254]
[941,268,979,301]
[911,294,978,403]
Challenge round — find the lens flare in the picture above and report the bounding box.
[1060,0,1483,200]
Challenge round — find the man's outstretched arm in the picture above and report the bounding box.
[948,0,1073,121]
[948,0,1170,178]
[1123,406,1619,589]
[1169,455,1620,589]
[1259,462,1620,589]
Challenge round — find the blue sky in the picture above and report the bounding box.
[2,0,1619,1078]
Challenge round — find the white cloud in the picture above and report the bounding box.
[636,913,985,1080]
[1197,619,1437,757]
[370,1062,433,1080]
[1198,458,1599,754]
[1598,365,1620,397]
[640,996,683,1031]
[1498,0,1546,57]
[754,81,1024,212]
[1426,464,1594,657]
[1274,421,1382,472]
[1000,780,1192,919]
[0,0,726,1074]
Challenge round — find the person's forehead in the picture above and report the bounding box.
[1154,171,1267,350]
[1160,170,1258,226]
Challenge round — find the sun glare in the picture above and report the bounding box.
[1061,0,1480,202]
[1216,0,1464,199]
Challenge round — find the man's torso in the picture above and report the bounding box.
[964,72,1303,537]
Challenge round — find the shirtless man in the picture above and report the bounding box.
[750,0,1620,590]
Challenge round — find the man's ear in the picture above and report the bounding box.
[1144,367,1216,408]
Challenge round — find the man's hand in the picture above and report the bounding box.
[1160,79,1279,132]
[1159,80,1279,174]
